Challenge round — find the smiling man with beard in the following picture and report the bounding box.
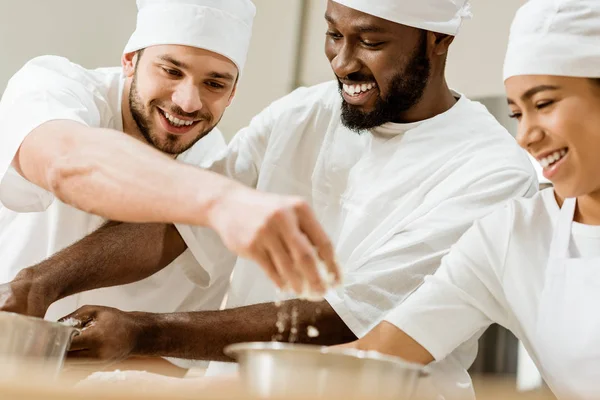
[127,48,222,156]
[2,0,538,398]
[337,30,431,131]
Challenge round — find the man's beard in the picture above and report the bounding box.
[339,32,431,132]
[129,73,216,155]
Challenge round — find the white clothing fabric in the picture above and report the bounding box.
[331,0,472,36]
[0,56,229,321]
[385,189,600,400]
[176,81,538,398]
[503,0,600,81]
[124,0,256,73]
[535,197,600,399]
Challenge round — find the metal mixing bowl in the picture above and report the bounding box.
[0,312,78,380]
[225,342,427,399]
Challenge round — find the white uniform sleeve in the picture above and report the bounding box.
[325,167,531,338]
[384,203,515,363]
[174,100,276,287]
[0,56,102,212]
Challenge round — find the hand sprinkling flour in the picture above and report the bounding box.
[297,257,341,302]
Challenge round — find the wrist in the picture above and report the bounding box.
[199,175,242,229]
[129,311,162,357]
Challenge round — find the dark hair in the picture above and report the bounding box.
[593,78,600,86]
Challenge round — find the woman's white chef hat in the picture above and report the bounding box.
[504,0,600,81]
[123,0,256,74]
[330,0,472,36]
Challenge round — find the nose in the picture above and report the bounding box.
[516,114,545,150]
[330,42,362,79]
[172,81,203,114]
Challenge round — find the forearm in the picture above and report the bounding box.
[130,300,357,361]
[352,321,434,365]
[20,222,186,307]
[16,120,236,226]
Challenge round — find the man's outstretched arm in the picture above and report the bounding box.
[63,300,358,362]
[8,120,339,295]
[0,221,186,318]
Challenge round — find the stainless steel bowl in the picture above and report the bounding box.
[225,342,427,399]
[0,312,78,380]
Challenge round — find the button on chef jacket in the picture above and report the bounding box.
[0,56,231,320]
[175,81,538,399]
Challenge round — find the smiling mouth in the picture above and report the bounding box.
[158,108,199,128]
[342,82,377,97]
[538,148,568,169]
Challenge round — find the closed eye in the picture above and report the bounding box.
[206,81,225,89]
[535,100,554,110]
[361,40,384,48]
[162,67,182,77]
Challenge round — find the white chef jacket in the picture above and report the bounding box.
[385,188,600,398]
[176,81,538,397]
[0,56,231,320]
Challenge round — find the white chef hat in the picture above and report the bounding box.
[503,0,600,81]
[123,0,256,74]
[330,0,472,36]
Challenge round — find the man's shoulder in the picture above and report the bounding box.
[443,95,535,175]
[6,55,119,96]
[176,128,227,167]
[265,81,340,119]
[475,188,553,256]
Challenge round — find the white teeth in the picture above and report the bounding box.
[164,111,194,127]
[539,149,567,169]
[343,82,377,96]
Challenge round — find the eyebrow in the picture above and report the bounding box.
[208,71,236,82]
[507,85,560,105]
[158,55,189,70]
[325,14,386,33]
[158,55,236,82]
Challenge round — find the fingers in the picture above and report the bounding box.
[283,231,325,295]
[230,192,340,296]
[66,349,111,368]
[59,306,96,327]
[69,327,98,351]
[266,235,306,294]
[254,249,285,290]
[296,203,341,284]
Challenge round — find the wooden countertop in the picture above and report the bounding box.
[0,358,557,400]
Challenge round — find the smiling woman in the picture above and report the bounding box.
[506,75,600,206]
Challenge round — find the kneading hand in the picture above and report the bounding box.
[60,305,142,365]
